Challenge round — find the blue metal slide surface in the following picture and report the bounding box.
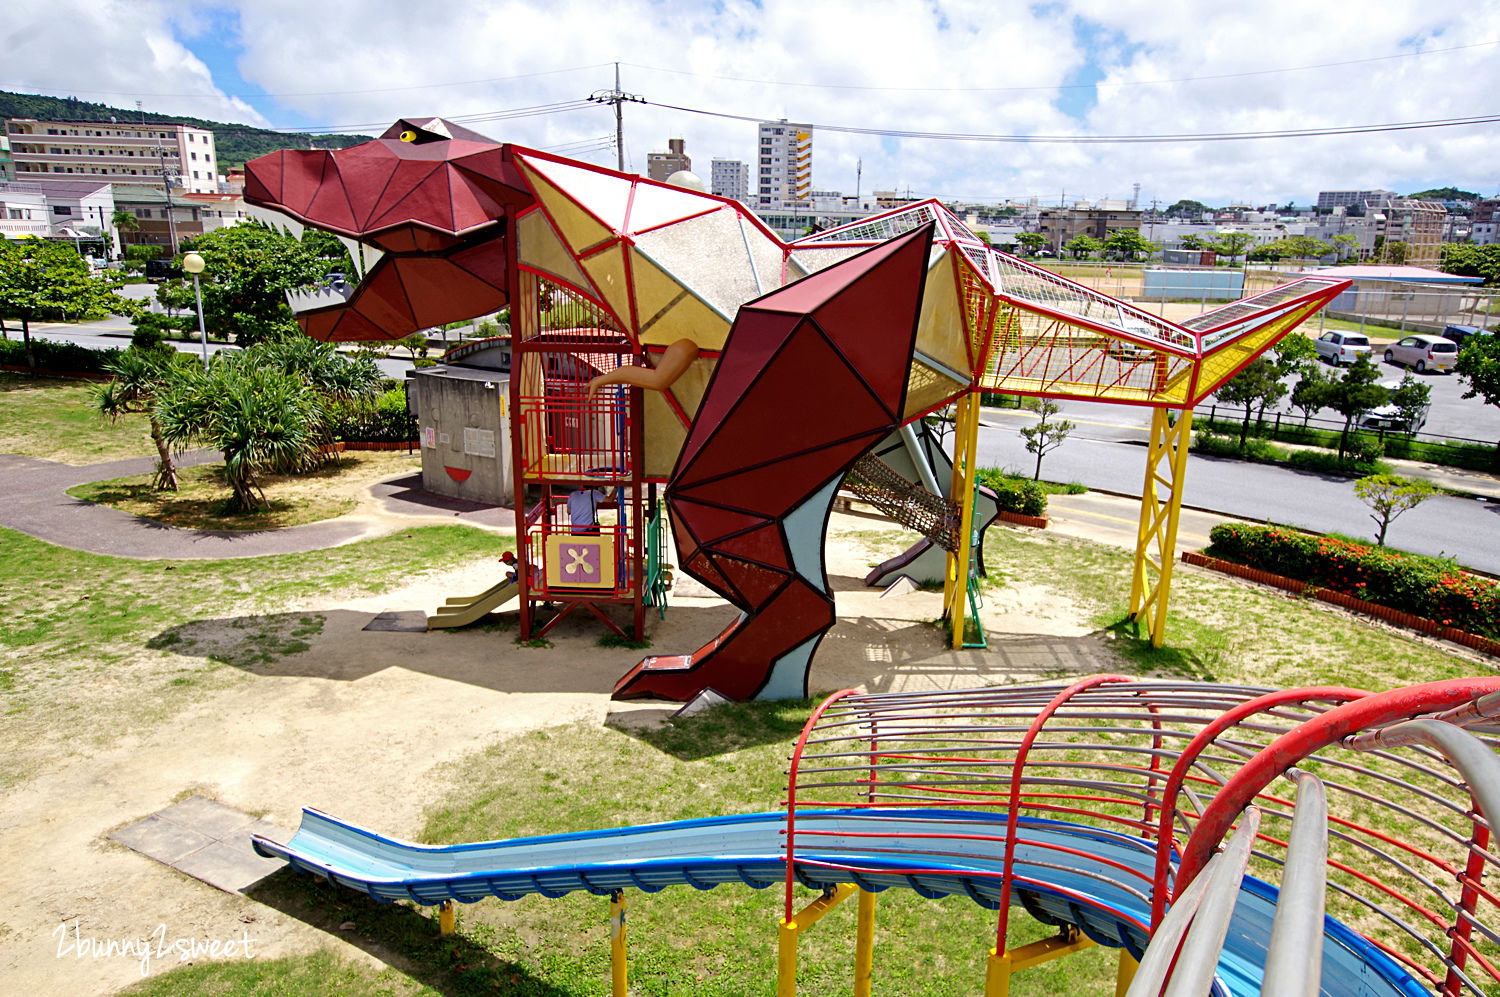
[253,808,1425,997]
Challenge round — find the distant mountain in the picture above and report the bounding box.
[0,90,373,170]
[1406,187,1481,202]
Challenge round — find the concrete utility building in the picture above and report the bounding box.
[408,337,514,506]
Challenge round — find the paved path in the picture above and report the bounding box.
[0,452,514,560]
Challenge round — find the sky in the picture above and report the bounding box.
[5,0,1500,208]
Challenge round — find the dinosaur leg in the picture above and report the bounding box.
[612,223,935,702]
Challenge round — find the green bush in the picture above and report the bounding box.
[326,387,416,443]
[0,338,122,373]
[1192,428,1285,462]
[1206,523,1500,639]
[974,468,1047,517]
[1285,449,1387,478]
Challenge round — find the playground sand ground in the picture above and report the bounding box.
[0,509,1110,995]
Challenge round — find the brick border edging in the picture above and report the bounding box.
[1181,551,1500,657]
[336,440,416,452]
[0,364,111,381]
[997,510,1049,529]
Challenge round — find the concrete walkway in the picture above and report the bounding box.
[0,451,513,560]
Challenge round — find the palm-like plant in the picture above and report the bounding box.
[94,349,180,490]
[157,358,323,512]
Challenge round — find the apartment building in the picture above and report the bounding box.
[645,138,690,183]
[756,119,811,208]
[1470,199,1500,246]
[710,158,750,203]
[1035,201,1142,252]
[5,118,220,194]
[1315,189,1395,212]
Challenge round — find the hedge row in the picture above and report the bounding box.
[0,337,123,373]
[1206,523,1500,639]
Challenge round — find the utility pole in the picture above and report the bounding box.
[138,100,179,256]
[855,158,862,203]
[1149,198,1159,242]
[587,63,643,173]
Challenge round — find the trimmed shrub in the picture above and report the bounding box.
[326,387,417,443]
[1285,449,1387,478]
[0,338,122,373]
[1206,523,1500,639]
[974,468,1047,517]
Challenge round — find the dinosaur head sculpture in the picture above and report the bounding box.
[243,118,534,341]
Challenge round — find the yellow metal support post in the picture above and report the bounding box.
[1128,407,1194,647]
[945,393,980,649]
[609,890,627,997]
[777,884,856,997]
[985,927,1097,997]
[854,888,876,997]
[1115,948,1139,996]
[438,900,456,935]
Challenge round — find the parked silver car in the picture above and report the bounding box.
[1383,334,1457,374]
[1313,330,1372,366]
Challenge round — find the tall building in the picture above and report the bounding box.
[710,158,750,203]
[646,138,690,182]
[756,119,811,208]
[1315,189,1394,212]
[1469,199,1500,246]
[4,118,220,194]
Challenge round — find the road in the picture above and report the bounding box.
[977,407,1500,575]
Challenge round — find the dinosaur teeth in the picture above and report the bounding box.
[336,234,384,279]
[285,282,354,315]
[244,202,304,242]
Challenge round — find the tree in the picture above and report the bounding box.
[1323,356,1388,458]
[1271,333,1319,379]
[1388,373,1431,436]
[1455,331,1500,414]
[1354,474,1436,546]
[154,278,196,320]
[1212,232,1254,265]
[1215,357,1286,446]
[396,331,429,362]
[1019,398,1075,480]
[1283,235,1332,262]
[1440,243,1500,285]
[1103,229,1154,261]
[1166,199,1210,219]
[0,239,126,369]
[1384,240,1409,266]
[94,348,183,490]
[180,224,333,348]
[1015,232,1046,256]
[1331,233,1360,262]
[1289,365,1330,426]
[1062,234,1103,260]
[1178,234,1210,252]
[111,210,139,258]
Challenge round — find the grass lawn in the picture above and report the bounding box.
[110,519,1490,996]
[0,373,154,464]
[68,451,417,530]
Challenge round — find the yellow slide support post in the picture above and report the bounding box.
[984,926,1097,997]
[777,884,857,997]
[438,900,456,935]
[1128,407,1194,647]
[1115,948,1139,996]
[945,393,981,649]
[609,890,627,997]
[854,887,876,997]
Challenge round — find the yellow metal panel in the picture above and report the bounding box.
[903,358,968,420]
[517,208,589,289]
[518,160,613,257]
[1189,301,1324,404]
[628,247,732,350]
[578,245,636,332]
[516,155,633,233]
[642,389,689,479]
[544,534,617,589]
[915,250,976,382]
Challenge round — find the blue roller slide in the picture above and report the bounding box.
[253,808,1425,997]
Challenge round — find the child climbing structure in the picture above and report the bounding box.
[244,117,1351,702]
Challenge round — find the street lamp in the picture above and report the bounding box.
[182,252,209,369]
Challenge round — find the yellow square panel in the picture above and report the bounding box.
[544,533,616,590]
[902,359,967,420]
[642,390,689,479]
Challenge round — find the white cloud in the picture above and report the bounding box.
[7,0,1500,203]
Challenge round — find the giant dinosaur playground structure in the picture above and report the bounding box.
[237,122,1500,993]
[243,116,1351,705]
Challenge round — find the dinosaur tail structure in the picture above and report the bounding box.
[612,224,936,702]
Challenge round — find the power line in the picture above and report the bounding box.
[644,100,1500,144]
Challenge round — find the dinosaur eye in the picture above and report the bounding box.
[399,130,417,142]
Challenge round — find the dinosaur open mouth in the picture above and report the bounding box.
[243,201,385,317]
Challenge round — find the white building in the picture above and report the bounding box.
[710,158,750,203]
[756,119,811,209]
[5,118,220,194]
